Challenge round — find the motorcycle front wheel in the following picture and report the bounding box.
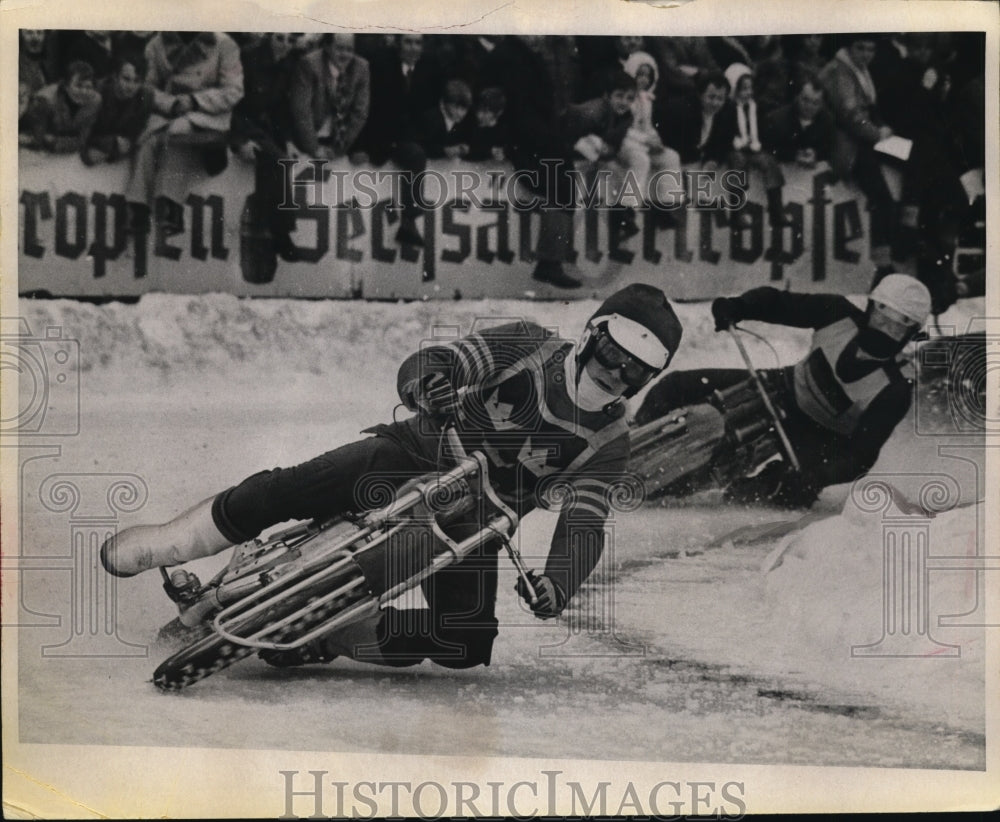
[152,559,371,690]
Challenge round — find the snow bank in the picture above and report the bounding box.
[760,495,984,728]
[18,291,984,376]
[16,290,984,396]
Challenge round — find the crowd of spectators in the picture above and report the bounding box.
[19,30,986,305]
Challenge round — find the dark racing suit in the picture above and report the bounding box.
[210,321,630,668]
[635,287,913,507]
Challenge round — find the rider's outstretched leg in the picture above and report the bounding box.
[100,497,232,578]
[101,422,435,580]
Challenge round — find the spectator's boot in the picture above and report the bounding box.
[766,187,792,227]
[154,195,184,236]
[239,194,278,284]
[100,497,232,578]
[532,209,579,287]
[532,260,581,289]
[125,202,151,236]
[396,211,425,247]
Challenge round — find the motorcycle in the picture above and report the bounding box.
[628,328,801,504]
[150,427,537,690]
[628,327,991,505]
[627,371,794,503]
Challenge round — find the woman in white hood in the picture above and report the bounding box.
[723,61,789,228]
[619,51,684,216]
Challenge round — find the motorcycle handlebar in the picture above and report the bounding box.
[438,419,539,606]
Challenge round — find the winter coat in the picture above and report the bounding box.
[289,48,371,156]
[655,93,736,165]
[562,96,634,157]
[141,32,244,138]
[229,39,298,155]
[818,48,886,177]
[23,81,101,153]
[81,74,154,161]
[761,102,834,164]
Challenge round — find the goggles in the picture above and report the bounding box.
[869,301,919,342]
[592,331,660,389]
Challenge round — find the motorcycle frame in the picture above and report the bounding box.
[727,327,802,473]
[201,431,527,653]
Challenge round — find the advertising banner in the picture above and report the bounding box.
[18,150,879,300]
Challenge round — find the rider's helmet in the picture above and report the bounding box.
[864,274,932,355]
[577,283,684,398]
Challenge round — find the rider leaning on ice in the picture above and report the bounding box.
[101,283,683,670]
[634,273,932,509]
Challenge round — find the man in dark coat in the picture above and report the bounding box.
[479,35,581,288]
[356,33,443,164]
[761,74,834,167]
[230,33,302,260]
[80,55,153,165]
[654,70,735,166]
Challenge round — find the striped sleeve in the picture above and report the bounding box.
[543,433,631,603]
[397,321,549,407]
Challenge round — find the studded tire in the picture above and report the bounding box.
[152,563,371,691]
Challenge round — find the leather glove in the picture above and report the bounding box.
[711,297,739,332]
[410,372,460,418]
[515,572,567,620]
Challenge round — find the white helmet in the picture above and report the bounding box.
[869,274,932,327]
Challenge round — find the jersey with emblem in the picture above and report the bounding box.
[392,320,632,601]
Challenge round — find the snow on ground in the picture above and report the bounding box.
[9,292,989,768]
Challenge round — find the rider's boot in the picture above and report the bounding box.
[100,497,232,578]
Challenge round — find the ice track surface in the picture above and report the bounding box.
[12,294,988,768]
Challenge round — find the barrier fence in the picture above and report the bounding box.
[18,150,879,300]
